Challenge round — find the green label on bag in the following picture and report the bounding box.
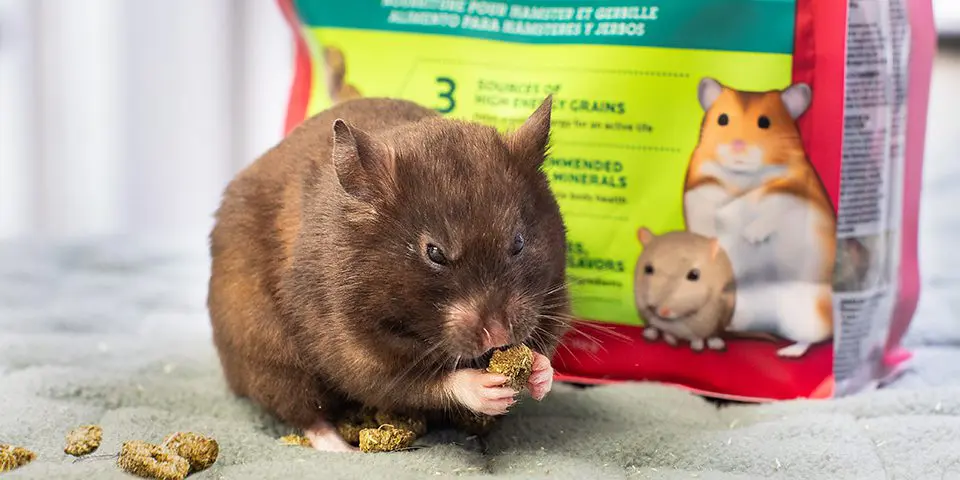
[293,0,796,54]
[291,0,796,326]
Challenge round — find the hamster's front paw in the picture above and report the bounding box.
[527,351,554,401]
[743,220,773,244]
[689,339,705,352]
[642,327,660,342]
[444,370,517,416]
[663,332,679,347]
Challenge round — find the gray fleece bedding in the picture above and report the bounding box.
[0,228,957,480]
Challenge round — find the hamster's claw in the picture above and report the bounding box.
[527,351,554,401]
[305,420,359,453]
[444,369,517,416]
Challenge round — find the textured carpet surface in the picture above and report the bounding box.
[0,229,957,480]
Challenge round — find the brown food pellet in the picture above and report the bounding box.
[117,441,189,480]
[335,406,378,445]
[161,432,219,472]
[374,411,427,438]
[0,445,35,473]
[278,434,312,447]
[486,343,534,391]
[358,424,416,453]
[64,424,103,456]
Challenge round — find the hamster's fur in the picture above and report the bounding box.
[634,228,736,352]
[682,77,837,357]
[207,97,570,451]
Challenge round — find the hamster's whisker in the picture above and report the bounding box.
[378,340,446,400]
[572,322,632,343]
[535,317,613,355]
[451,354,462,373]
[533,325,601,363]
[567,328,609,351]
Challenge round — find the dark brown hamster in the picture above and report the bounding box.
[207,97,570,452]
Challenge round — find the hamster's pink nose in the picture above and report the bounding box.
[481,325,510,351]
[658,307,673,318]
[731,139,746,152]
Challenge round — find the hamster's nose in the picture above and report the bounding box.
[731,139,746,152]
[481,324,510,352]
[658,307,673,318]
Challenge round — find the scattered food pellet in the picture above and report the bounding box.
[161,432,218,472]
[278,434,312,447]
[336,406,378,445]
[374,411,427,438]
[486,344,534,391]
[358,425,416,453]
[64,424,103,456]
[0,445,35,473]
[117,441,189,480]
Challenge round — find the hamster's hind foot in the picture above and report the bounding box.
[706,337,726,351]
[306,420,359,453]
[776,342,811,358]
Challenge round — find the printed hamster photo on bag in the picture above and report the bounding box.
[631,76,837,359]
[633,227,735,353]
[322,45,362,104]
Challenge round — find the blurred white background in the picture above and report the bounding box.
[0,0,958,240]
[0,0,292,239]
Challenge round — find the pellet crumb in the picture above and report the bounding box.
[117,441,189,480]
[358,425,416,453]
[64,424,103,456]
[161,432,218,472]
[336,406,378,445]
[486,344,534,391]
[278,434,312,447]
[0,445,36,473]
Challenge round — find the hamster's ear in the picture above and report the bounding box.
[331,118,395,200]
[708,238,722,261]
[698,77,723,111]
[637,227,655,246]
[781,83,812,119]
[506,95,552,169]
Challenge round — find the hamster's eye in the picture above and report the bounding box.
[758,115,771,129]
[511,233,525,256]
[426,244,447,266]
[643,263,654,275]
[718,114,729,126]
[686,269,701,281]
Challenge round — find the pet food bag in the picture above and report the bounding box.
[278,0,936,400]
